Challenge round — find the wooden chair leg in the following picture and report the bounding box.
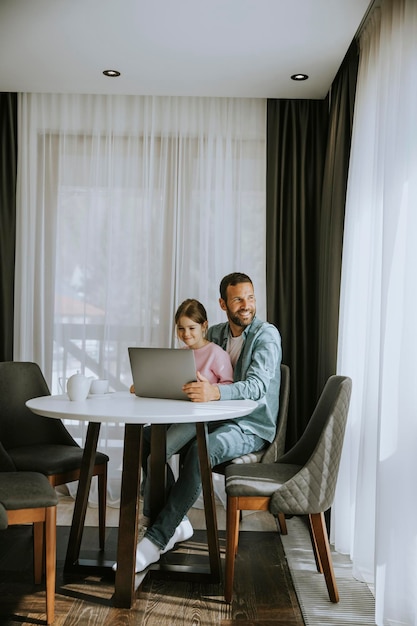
[233,504,240,557]
[33,520,44,584]
[225,495,239,603]
[45,506,57,625]
[97,465,107,549]
[308,515,323,573]
[309,513,339,603]
[276,512,288,534]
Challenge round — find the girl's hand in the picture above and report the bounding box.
[196,371,208,383]
[130,384,135,394]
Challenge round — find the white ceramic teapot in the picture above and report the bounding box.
[66,371,92,401]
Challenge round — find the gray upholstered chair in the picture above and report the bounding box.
[0,442,58,624]
[224,375,352,604]
[0,503,7,530]
[213,363,290,473]
[0,361,109,548]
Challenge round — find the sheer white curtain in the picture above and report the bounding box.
[14,93,266,504]
[334,1,417,624]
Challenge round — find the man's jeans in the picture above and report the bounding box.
[141,421,265,549]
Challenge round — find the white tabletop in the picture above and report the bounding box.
[26,392,257,425]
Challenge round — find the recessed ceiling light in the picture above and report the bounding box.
[103,70,121,77]
[291,73,309,81]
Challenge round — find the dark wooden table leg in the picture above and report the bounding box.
[149,424,167,523]
[114,423,143,608]
[195,422,221,581]
[64,422,101,571]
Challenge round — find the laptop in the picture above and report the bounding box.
[128,347,197,401]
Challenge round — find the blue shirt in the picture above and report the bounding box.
[208,316,282,442]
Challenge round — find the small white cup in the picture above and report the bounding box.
[90,379,109,395]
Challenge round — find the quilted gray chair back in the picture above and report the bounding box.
[226,363,291,467]
[261,363,290,462]
[269,375,352,516]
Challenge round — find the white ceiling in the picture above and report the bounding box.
[0,0,372,99]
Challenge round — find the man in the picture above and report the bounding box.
[133,272,282,572]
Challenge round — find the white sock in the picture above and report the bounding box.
[135,537,161,572]
[161,518,194,554]
[112,519,194,572]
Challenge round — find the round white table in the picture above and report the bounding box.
[26,392,257,608]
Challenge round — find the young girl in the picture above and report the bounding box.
[129,299,232,393]
[164,298,233,450]
[140,298,233,531]
[175,298,233,386]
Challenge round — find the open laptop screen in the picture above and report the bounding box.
[128,347,197,401]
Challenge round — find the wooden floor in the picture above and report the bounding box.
[0,501,305,626]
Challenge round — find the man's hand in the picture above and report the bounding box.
[183,371,221,402]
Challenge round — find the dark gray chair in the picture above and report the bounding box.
[224,375,352,604]
[0,442,58,624]
[0,361,109,548]
[0,502,7,530]
[213,363,290,472]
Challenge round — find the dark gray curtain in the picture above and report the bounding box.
[0,93,17,362]
[266,41,358,448]
[266,98,329,446]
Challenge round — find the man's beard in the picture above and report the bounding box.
[227,308,255,328]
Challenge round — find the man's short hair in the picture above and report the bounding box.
[219,272,253,301]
